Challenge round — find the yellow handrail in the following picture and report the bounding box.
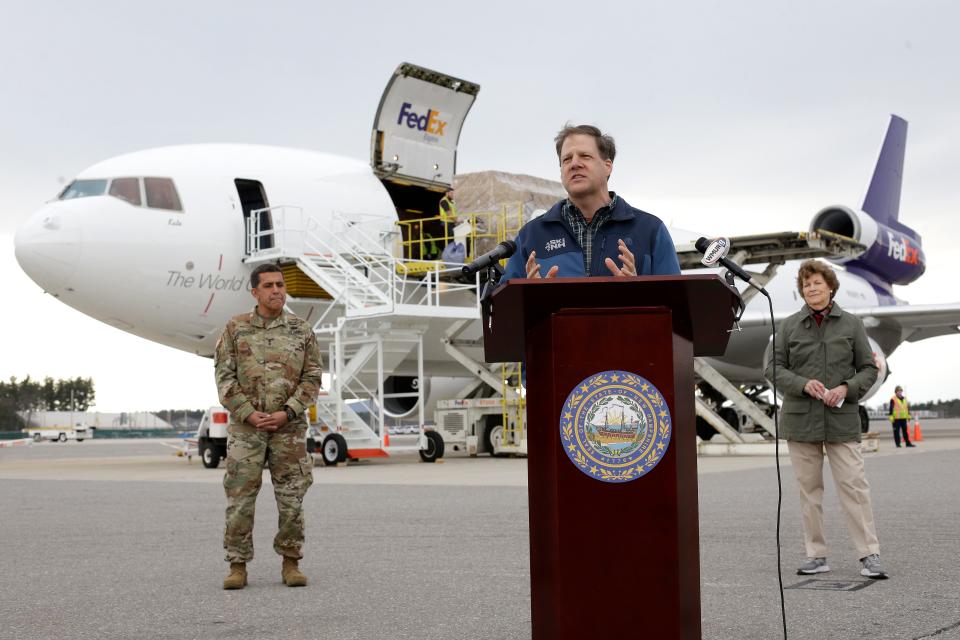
[395,203,524,263]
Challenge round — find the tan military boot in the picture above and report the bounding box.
[223,562,247,590]
[281,556,307,587]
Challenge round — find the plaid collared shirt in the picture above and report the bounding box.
[561,193,618,275]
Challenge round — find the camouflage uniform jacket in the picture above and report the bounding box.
[214,307,323,428]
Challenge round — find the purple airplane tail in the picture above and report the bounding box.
[810,115,925,292]
[863,115,915,235]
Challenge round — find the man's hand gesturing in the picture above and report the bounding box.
[605,239,636,277]
[526,250,559,279]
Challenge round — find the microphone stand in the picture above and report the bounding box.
[480,262,504,329]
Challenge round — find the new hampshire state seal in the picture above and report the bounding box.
[559,370,672,483]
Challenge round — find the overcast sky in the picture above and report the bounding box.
[2,0,958,411]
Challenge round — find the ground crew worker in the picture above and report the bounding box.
[214,263,323,589]
[438,189,457,242]
[888,385,915,448]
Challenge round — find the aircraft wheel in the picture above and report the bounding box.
[720,407,740,432]
[58,433,67,442]
[696,408,739,441]
[201,445,222,469]
[321,434,348,466]
[859,405,870,434]
[32,433,42,442]
[695,417,716,441]
[419,430,444,463]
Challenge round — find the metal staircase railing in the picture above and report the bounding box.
[246,206,480,321]
[302,213,395,312]
[314,328,425,451]
[243,206,478,456]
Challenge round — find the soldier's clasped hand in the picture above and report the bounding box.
[247,411,279,432]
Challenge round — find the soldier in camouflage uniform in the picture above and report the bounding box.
[214,263,323,589]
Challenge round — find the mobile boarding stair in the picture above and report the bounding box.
[244,205,515,463]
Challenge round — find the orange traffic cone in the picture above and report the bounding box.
[912,419,923,442]
[384,430,390,447]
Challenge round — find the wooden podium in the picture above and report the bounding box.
[484,275,740,640]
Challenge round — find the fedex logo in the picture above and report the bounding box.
[886,231,920,265]
[397,102,447,136]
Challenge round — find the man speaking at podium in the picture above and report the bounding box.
[502,124,681,280]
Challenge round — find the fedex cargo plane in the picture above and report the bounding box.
[13,63,960,448]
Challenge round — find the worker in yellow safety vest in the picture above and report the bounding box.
[438,190,457,241]
[888,385,914,448]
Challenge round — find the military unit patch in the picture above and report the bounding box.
[559,370,672,483]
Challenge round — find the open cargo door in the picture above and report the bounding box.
[372,62,479,189]
[371,63,480,262]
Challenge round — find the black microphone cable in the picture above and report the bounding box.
[763,290,788,640]
[697,237,788,637]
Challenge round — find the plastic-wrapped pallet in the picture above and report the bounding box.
[450,170,566,255]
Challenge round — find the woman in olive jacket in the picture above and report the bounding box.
[765,259,888,579]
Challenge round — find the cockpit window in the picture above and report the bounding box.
[108,177,142,206]
[144,177,182,211]
[59,179,107,200]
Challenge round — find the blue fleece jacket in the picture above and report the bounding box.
[502,196,681,280]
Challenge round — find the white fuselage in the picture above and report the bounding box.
[14,144,893,393]
[15,145,396,355]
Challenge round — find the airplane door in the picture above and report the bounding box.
[235,178,273,253]
[371,63,480,189]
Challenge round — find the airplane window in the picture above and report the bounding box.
[144,177,183,211]
[108,177,142,206]
[59,179,107,200]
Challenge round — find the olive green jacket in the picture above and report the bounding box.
[764,302,878,443]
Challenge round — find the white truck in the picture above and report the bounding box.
[24,423,93,443]
[196,406,229,468]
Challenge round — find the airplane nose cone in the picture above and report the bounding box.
[14,207,82,292]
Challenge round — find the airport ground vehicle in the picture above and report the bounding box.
[196,407,229,468]
[434,397,526,457]
[24,424,92,443]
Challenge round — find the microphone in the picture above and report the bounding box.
[699,236,730,267]
[695,236,768,295]
[462,240,517,276]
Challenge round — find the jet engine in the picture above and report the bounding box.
[810,205,925,286]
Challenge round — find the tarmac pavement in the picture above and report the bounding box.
[1,422,958,639]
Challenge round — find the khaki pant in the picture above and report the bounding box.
[788,441,880,559]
